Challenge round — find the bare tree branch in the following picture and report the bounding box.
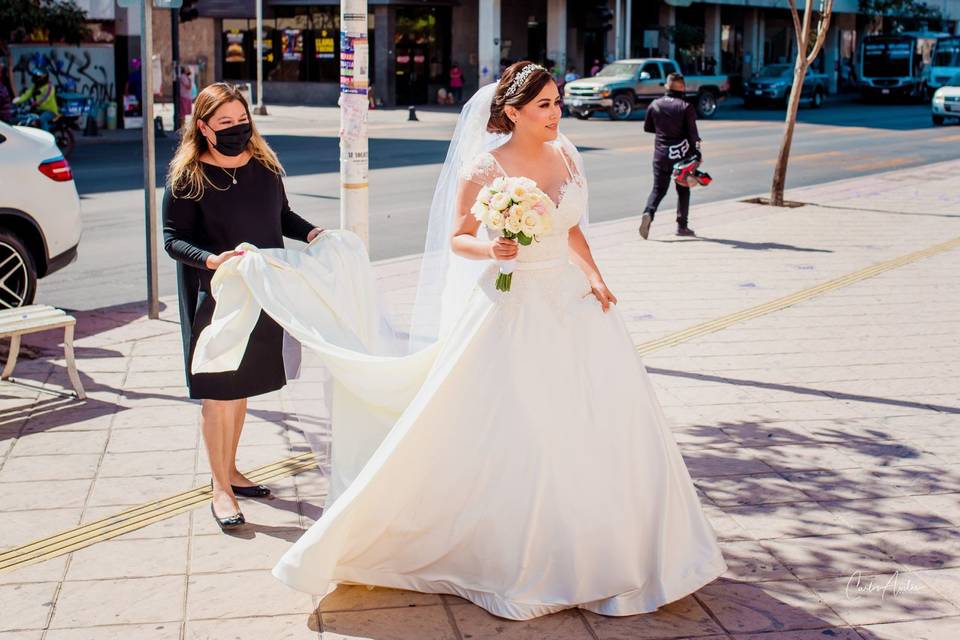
[787,0,803,49]
[807,1,834,66]
[800,0,815,70]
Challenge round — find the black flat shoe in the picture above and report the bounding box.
[210,503,245,532]
[231,484,271,498]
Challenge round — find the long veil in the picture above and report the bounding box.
[407,82,590,352]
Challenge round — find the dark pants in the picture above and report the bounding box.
[644,160,690,227]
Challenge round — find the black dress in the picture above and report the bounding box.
[162,158,315,400]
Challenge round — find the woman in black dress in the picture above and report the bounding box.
[162,83,323,531]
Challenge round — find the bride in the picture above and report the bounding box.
[192,61,727,620]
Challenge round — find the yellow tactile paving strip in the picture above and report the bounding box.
[636,236,960,355]
[2,235,959,573]
[0,453,316,573]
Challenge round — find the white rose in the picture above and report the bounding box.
[491,176,507,191]
[490,192,512,211]
[485,210,506,231]
[521,211,543,236]
[471,201,489,222]
[505,215,522,235]
[478,188,493,205]
[509,181,530,202]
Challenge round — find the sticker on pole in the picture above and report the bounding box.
[340,35,369,95]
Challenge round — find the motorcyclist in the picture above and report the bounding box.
[0,63,14,124]
[14,68,59,131]
[640,72,701,239]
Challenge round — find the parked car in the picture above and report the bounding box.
[0,121,82,308]
[563,58,730,120]
[743,64,828,108]
[931,72,960,125]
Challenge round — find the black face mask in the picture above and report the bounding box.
[209,122,252,156]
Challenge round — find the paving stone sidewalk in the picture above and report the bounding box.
[1,160,959,639]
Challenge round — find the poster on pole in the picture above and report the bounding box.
[339,36,369,94]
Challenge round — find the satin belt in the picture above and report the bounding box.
[512,258,569,271]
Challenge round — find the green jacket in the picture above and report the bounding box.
[14,83,59,115]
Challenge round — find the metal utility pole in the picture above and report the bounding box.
[339,0,370,248]
[254,0,267,115]
[141,1,159,319]
[171,8,180,129]
[614,0,622,60]
[625,0,632,58]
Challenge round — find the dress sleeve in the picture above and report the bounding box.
[162,188,214,270]
[558,144,582,181]
[278,177,316,242]
[459,152,502,187]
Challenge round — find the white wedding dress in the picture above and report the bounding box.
[192,145,727,621]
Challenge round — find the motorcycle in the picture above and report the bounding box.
[13,93,90,158]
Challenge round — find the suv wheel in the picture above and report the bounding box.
[696,90,718,118]
[608,94,634,120]
[0,231,38,309]
[812,88,825,108]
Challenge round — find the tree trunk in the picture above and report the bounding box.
[770,65,808,207]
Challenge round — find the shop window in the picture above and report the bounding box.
[221,8,354,83]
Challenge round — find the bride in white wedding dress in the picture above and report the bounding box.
[192,61,726,621]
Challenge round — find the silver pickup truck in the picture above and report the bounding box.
[563,58,730,120]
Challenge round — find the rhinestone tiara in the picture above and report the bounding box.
[504,64,546,97]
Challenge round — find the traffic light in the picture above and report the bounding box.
[180,0,199,22]
[585,1,614,32]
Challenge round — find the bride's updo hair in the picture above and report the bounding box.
[487,61,554,134]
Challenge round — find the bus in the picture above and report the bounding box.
[925,36,960,96]
[859,32,947,100]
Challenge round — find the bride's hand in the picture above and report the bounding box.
[589,277,618,313]
[489,237,519,261]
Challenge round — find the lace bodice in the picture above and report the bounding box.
[461,147,588,263]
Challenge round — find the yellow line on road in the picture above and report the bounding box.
[2,236,959,573]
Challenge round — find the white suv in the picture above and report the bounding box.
[0,121,82,308]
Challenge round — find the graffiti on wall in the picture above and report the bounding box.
[10,44,115,103]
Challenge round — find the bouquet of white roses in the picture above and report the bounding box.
[470,176,553,292]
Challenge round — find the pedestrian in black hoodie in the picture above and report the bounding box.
[640,73,701,239]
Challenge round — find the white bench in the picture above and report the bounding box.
[0,305,86,400]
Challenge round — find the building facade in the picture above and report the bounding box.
[197,0,958,106]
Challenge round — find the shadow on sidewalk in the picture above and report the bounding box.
[689,236,834,253]
[650,367,960,414]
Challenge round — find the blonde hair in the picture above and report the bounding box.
[167,82,284,200]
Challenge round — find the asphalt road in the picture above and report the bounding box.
[39,98,960,311]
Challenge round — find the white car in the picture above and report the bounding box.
[0,121,82,308]
[932,72,960,125]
